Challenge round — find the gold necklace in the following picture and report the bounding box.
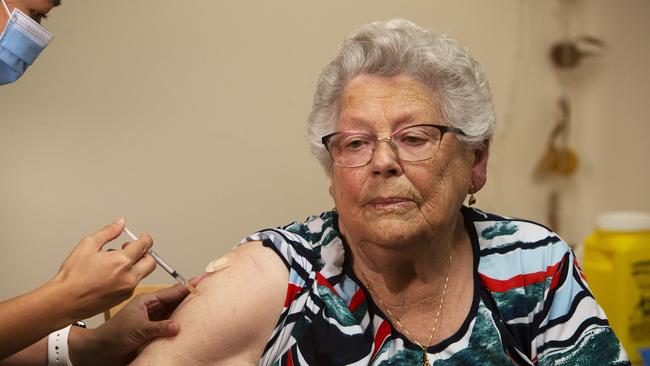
[361,254,452,366]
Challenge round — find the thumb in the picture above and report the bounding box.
[138,320,180,340]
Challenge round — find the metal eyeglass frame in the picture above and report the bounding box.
[321,123,467,168]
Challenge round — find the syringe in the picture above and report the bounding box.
[123,227,199,296]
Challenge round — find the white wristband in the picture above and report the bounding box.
[47,325,73,366]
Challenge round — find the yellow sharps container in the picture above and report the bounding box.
[583,211,650,365]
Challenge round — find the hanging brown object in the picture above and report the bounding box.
[534,98,579,179]
[550,36,605,69]
[535,146,578,177]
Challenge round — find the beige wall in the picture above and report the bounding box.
[1,0,649,326]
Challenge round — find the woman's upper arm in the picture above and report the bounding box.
[131,241,289,365]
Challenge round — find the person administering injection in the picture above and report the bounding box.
[1,0,206,363]
[0,218,204,365]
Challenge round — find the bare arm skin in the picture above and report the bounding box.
[131,241,288,366]
[0,338,47,366]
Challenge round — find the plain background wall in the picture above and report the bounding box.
[1,0,649,327]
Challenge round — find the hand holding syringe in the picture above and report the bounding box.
[123,227,199,296]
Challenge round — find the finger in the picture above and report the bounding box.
[86,218,126,250]
[149,283,190,305]
[122,233,154,262]
[143,320,180,339]
[130,252,156,280]
[189,272,210,287]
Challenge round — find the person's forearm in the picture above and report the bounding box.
[0,337,47,365]
[67,327,106,366]
[0,281,79,359]
[0,328,99,365]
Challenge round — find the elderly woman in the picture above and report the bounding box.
[132,19,628,365]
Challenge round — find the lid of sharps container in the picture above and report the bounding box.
[597,211,650,232]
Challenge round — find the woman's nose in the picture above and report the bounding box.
[370,139,403,177]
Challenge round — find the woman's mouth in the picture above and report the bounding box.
[366,197,415,210]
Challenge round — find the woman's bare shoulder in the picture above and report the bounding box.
[131,241,288,365]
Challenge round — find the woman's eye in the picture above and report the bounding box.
[399,134,429,146]
[343,138,370,150]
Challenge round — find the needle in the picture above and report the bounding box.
[123,227,199,296]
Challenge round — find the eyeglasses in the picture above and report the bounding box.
[321,124,466,168]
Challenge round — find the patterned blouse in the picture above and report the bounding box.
[241,207,630,365]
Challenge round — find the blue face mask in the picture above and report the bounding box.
[0,0,54,85]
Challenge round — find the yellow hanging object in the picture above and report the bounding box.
[533,97,579,180]
[534,145,578,179]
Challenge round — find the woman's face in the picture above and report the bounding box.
[329,74,487,248]
[2,0,58,24]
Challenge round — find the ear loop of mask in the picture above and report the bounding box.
[1,0,10,17]
[0,0,10,38]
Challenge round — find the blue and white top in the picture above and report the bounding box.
[242,207,629,365]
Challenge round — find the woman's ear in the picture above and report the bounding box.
[471,141,489,192]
